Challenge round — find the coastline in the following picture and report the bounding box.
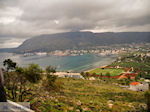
[0,53,116,73]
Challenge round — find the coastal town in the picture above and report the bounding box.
[21,43,150,57]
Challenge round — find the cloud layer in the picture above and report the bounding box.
[0,0,150,48]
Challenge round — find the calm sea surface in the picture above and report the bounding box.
[0,53,116,72]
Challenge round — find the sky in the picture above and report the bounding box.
[0,0,150,48]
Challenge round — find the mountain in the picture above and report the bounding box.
[14,32,150,53]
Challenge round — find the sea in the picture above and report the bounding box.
[0,53,116,72]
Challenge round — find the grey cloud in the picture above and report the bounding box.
[0,36,25,48]
[0,0,150,39]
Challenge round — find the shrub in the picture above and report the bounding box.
[24,64,42,83]
[145,91,150,111]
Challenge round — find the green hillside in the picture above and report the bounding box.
[31,78,146,112]
[89,68,124,76]
[110,52,150,79]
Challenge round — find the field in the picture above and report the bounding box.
[31,78,146,112]
[89,68,124,76]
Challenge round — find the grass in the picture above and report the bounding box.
[31,78,146,112]
[89,68,124,76]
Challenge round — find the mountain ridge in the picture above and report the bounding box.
[4,31,150,53]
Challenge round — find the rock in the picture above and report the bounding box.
[107,100,114,104]
[76,109,80,112]
[139,104,147,110]
[89,77,96,80]
[76,100,82,105]
[108,103,113,108]
[55,99,58,102]
[107,100,114,108]
[82,107,90,111]
[68,107,74,111]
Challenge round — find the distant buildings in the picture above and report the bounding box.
[20,43,150,57]
[54,72,84,79]
[119,72,138,80]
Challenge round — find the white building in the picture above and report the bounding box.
[54,72,84,79]
[129,82,149,91]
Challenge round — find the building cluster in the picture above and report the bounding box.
[21,43,150,57]
[129,81,149,91]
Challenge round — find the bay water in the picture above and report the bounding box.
[0,53,116,72]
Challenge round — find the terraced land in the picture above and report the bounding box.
[89,68,124,76]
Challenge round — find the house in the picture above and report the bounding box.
[119,72,138,79]
[118,74,128,79]
[115,66,122,68]
[129,82,149,91]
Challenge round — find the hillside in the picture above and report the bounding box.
[14,32,150,53]
[31,78,145,112]
[110,52,150,79]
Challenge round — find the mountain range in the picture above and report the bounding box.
[2,32,150,53]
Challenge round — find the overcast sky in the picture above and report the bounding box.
[0,0,150,48]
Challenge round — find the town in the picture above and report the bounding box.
[22,43,150,57]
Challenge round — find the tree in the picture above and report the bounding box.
[80,72,86,79]
[3,59,17,72]
[4,66,31,101]
[3,59,17,101]
[45,66,56,74]
[43,66,57,91]
[3,63,43,101]
[144,91,150,112]
[15,67,28,101]
[85,72,90,77]
[92,73,96,77]
[105,72,111,78]
[24,64,42,83]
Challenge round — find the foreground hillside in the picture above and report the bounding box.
[31,78,146,112]
[2,58,149,112]
[15,32,150,53]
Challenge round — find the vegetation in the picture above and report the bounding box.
[24,64,42,83]
[144,91,150,112]
[110,52,150,79]
[2,58,150,112]
[3,59,59,102]
[42,66,59,91]
[3,59,17,72]
[89,68,124,76]
[31,78,147,112]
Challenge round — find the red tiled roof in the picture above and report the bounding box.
[118,75,128,79]
[130,82,140,86]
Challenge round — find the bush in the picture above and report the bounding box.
[46,66,56,74]
[43,65,60,91]
[24,64,42,83]
[145,91,150,111]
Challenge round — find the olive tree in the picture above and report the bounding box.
[43,66,57,91]
[24,64,42,83]
[3,60,43,101]
[145,91,150,112]
[3,59,16,72]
